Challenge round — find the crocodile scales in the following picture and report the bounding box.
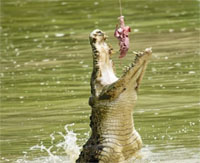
[76,29,152,163]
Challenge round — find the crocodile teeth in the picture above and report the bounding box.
[122,66,129,73]
[125,66,129,71]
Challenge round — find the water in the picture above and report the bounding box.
[1,0,200,162]
[16,124,80,163]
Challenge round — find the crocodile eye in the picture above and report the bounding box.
[97,31,102,34]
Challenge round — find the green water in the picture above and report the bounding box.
[1,0,200,162]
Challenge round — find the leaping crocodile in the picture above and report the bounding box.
[76,29,152,163]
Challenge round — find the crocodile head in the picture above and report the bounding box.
[89,29,152,101]
[76,29,152,162]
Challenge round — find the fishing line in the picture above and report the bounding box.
[119,0,123,16]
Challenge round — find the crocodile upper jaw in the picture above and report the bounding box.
[89,29,152,100]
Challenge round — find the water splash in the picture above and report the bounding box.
[16,124,80,163]
[56,124,80,162]
[15,123,200,163]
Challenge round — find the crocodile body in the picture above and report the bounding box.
[76,29,152,163]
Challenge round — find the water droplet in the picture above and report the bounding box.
[151,67,156,72]
[55,33,65,37]
[56,81,61,84]
[0,73,4,77]
[15,64,21,68]
[37,44,42,48]
[188,71,195,74]
[82,65,89,68]
[61,2,67,5]
[133,29,139,33]
[87,14,92,19]
[175,63,181,66]
[94,2,99,5]
[40,82,45,85]
[181,28,186,32]
[16,52,20,56]
[43,59,49,62]
[179,79,186,82]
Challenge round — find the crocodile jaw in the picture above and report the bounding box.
[76,30,152,162]
[89,29,152,100]
[90,30,118,85]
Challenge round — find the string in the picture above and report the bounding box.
[119,0,122,16]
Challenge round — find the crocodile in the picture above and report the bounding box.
[76,29,152,163]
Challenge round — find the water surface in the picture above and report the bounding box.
[1,0,200,162]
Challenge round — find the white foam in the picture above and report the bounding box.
[16,124,80,163]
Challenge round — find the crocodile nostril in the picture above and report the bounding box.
[97,31,104,36]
